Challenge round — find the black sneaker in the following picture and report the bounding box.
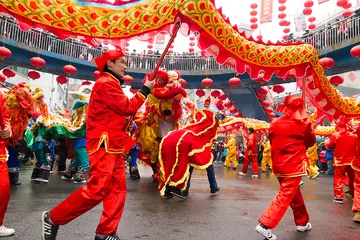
[94,233,121,240]
[333,198,344,204]
[210,187,220,194]
[41,211,59,240]
[163,186,174,199]
[170,187,187,199]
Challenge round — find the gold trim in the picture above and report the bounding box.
[87,132,124,155]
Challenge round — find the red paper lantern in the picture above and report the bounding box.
[282,35,288,41]
[261,100,271,107]
[250,23,258,30]
[189,36,196,41]
[343,2,352,9]
[303,8,312,15]
[284,20,291,26]
[196,89,205,97]
[217,104,224,111]
[224,101,233,108]
[278,5,286,11]
[211,90,220,98]
[250,17,258,23]
[342,10,352,17]
[304,0,314,8]
[0,74,6,82]
[250,10,257,16]
[229,107,237,114]
[63,64,77,76]
[0,46,11,60]
[219,93,227,101]
[82,81,92,86]
[267,112,276,118]
[264,107,274,113]
[168,50,173,54]
[278,0,286,4]
[169,44,174,49]
[189,42,195,47]
[308,23,316,30]
[350,45,360,59]
[30,57,46,69]
[189,47,195,52]
[28,70,40,80]
[257,87,268,97]
[228,77,241,87]
[56,76,68,84]
[122,75,133,84]
[319,57,334,69]
[147,44,153,49]
[202,78,213,88]
[279,19,287,26]
[234,112,242,118]
[2,68,15,78]
[308,16,316,22]
[180,79,187,87]
[278,12,286,19]
[250,3,258,9]
[130,88,138,94]
[283,28,290,34]
[329,76,344,86]
[336,0,347,7]
[94,70,100,79]
[272,85,285,93]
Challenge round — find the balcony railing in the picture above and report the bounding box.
[0,14,359,71]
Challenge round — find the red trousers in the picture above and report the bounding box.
[259,176,309,229]
[0,160,10,226]
[50,149,126,235]
[333,165,354,200]
[353,170,360,212]
[242,154,258,174]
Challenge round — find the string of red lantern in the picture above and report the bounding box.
[250,3,258,30]
[303,0,315,30]
[189,35,196,53]
[278,0,289,41]
[337,0,353,17]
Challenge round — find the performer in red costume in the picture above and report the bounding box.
[239,127,259,177]
[256,96,315,240]
[326,118,357,204]
[41,49,154,240]
[0,92,15,237]
[353,124,360,222]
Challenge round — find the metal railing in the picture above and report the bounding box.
[0,14,359,71]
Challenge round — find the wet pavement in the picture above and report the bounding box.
[4,162,360,240]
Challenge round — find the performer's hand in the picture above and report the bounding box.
[0,125,12,139]
[144,78,154,91]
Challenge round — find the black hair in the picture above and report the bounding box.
[249,128,255,133]
[163,109,172,116]
[103,59,116,73]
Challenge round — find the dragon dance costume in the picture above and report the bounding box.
[326,119,357,203]
[224,135,237,169]
[256,96,314,240]
[261,139,272,172]
[240,129,258,176]
[0,92,15,236]
[352,125,360,222]
[42,50,151,240]
[306,143,319,178]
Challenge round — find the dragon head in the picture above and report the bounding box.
[78,85,93,101]
[32,87,45,104]
[6,82,33,110]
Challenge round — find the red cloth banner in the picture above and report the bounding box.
[260,0,273,23]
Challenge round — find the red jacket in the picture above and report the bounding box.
[269,116,316,177]
[327,130,357,166]
[0,93,10,161]
[245,133,258,155]
[86,72,147,155]
[352,126,360,171]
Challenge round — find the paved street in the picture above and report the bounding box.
[4,163,360,240]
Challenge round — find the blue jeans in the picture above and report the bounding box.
[187,164,218,191]
[130,145,139,167]
[327,160,334,174]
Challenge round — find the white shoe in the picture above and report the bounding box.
[238,172,246,176]
[0,225,15,237]
[299,180,304,186]
[251,174,258,178]
[310,173,319,179]
[297,222,312,232]
[255,224,277,239]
